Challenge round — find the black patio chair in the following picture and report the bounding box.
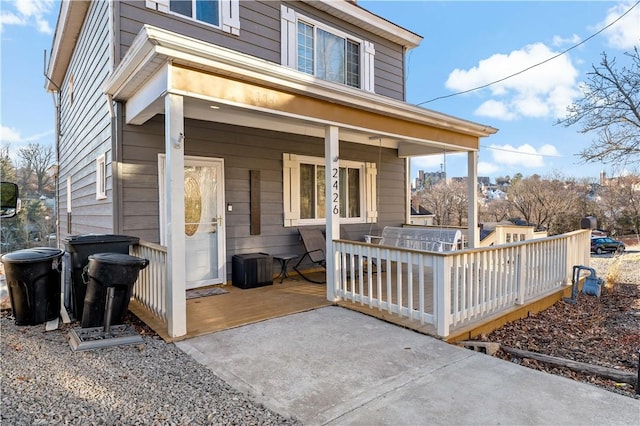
[294,228,326,284]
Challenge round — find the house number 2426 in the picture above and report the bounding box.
[332,167,339,215]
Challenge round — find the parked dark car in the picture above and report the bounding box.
[590,237,625,254]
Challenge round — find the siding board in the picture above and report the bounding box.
[57,1,114,238]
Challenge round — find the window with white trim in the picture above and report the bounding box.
[96,153,107,200]
[283,153,377,226]
[281,6,375,92]
[146,0,240,35]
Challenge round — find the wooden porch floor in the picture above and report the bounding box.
[129,269,571,344]
[129,278,331,342]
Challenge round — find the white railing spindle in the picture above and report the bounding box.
[333,230,590,338]
[131,241,167,322]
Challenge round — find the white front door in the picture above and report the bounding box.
[160,155,226,289]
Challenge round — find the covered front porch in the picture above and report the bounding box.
[106,25,497,339]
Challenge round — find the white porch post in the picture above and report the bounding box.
[467,151,479,249]
[325,125,339,301]
[165,93,187,337]
[405,157,411,224]
[435,255,451,337]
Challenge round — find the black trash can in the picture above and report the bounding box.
[1,247,64,325]
[64,234,140,321]
[80,253,148,328]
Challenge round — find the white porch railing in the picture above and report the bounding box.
[131,241,167,322]
[334,229,591,337]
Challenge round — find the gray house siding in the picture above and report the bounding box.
[117,1,281,66]
[57,0,114,238]
[120,115,406,281]
[116,1,405,100]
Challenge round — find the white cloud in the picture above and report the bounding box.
[1,126,54,144]
[552,34,581,47]
[35,16,51,34]
[486,143,561,169]
[412,154,445,172]
[0,0,54,34]
[0,12,26,27]
[0,126,54,161]
[475,100,517,121]
[478,161,500,175]
[446,43,581,121]
[0,126,23,143]
[598,1,640,50]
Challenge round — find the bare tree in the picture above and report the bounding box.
[562,48,640,165]
[17,143,54,196]
[0,145,17,183]
[449,180,469,227]
[480,198,513,223]
[416,180,469,226]
[507,174,586,234]
[599,174,640,235]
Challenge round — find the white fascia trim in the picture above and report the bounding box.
[126,63,169,124]
[47,0,91,91]
[300,0,422,49]
[103,26,160,98]
[105,25,497,138]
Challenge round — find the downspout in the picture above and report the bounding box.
[44,50,62,248]
[107,0,123,234]
[106,94,121,233]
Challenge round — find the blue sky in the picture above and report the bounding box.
[1,1,639,182]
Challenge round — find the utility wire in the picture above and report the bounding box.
[418,1,640,106]
[481,144,565,158]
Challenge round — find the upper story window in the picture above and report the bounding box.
[296,21,361,88]
[281,6,375,92]
[146,0,239,35]
[170,0,219,26]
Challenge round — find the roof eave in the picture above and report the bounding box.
[301,0,423,49]
[46,0,91,92]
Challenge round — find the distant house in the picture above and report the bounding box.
[479,221,548,247]
[484,188,507,201]
[46,0,501,337]
[410,203,434,226]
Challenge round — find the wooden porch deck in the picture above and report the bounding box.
[129,278,331,342]
[129,269,572,344]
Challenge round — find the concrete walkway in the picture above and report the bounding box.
[176,306,639,425]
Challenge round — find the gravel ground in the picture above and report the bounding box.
[588,244,640,286]
[0,316,300,425]
[1,243,637,424]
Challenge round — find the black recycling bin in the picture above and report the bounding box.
[1,247,64,325]
[80,253,148,328]
[64,234,139,321]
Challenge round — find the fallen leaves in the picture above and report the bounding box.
[484,281,640,399]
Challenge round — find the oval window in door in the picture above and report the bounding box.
[184,175,202,237]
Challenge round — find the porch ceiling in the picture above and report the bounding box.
[104,25,497,156]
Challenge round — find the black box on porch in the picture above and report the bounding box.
[232,253,273,289]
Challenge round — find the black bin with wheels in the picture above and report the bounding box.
[1,247,64,325]
[80,253,148,328]
[64,234,140,321]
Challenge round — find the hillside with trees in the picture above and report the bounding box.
[413,172,640,237]
[1,144,56,252]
